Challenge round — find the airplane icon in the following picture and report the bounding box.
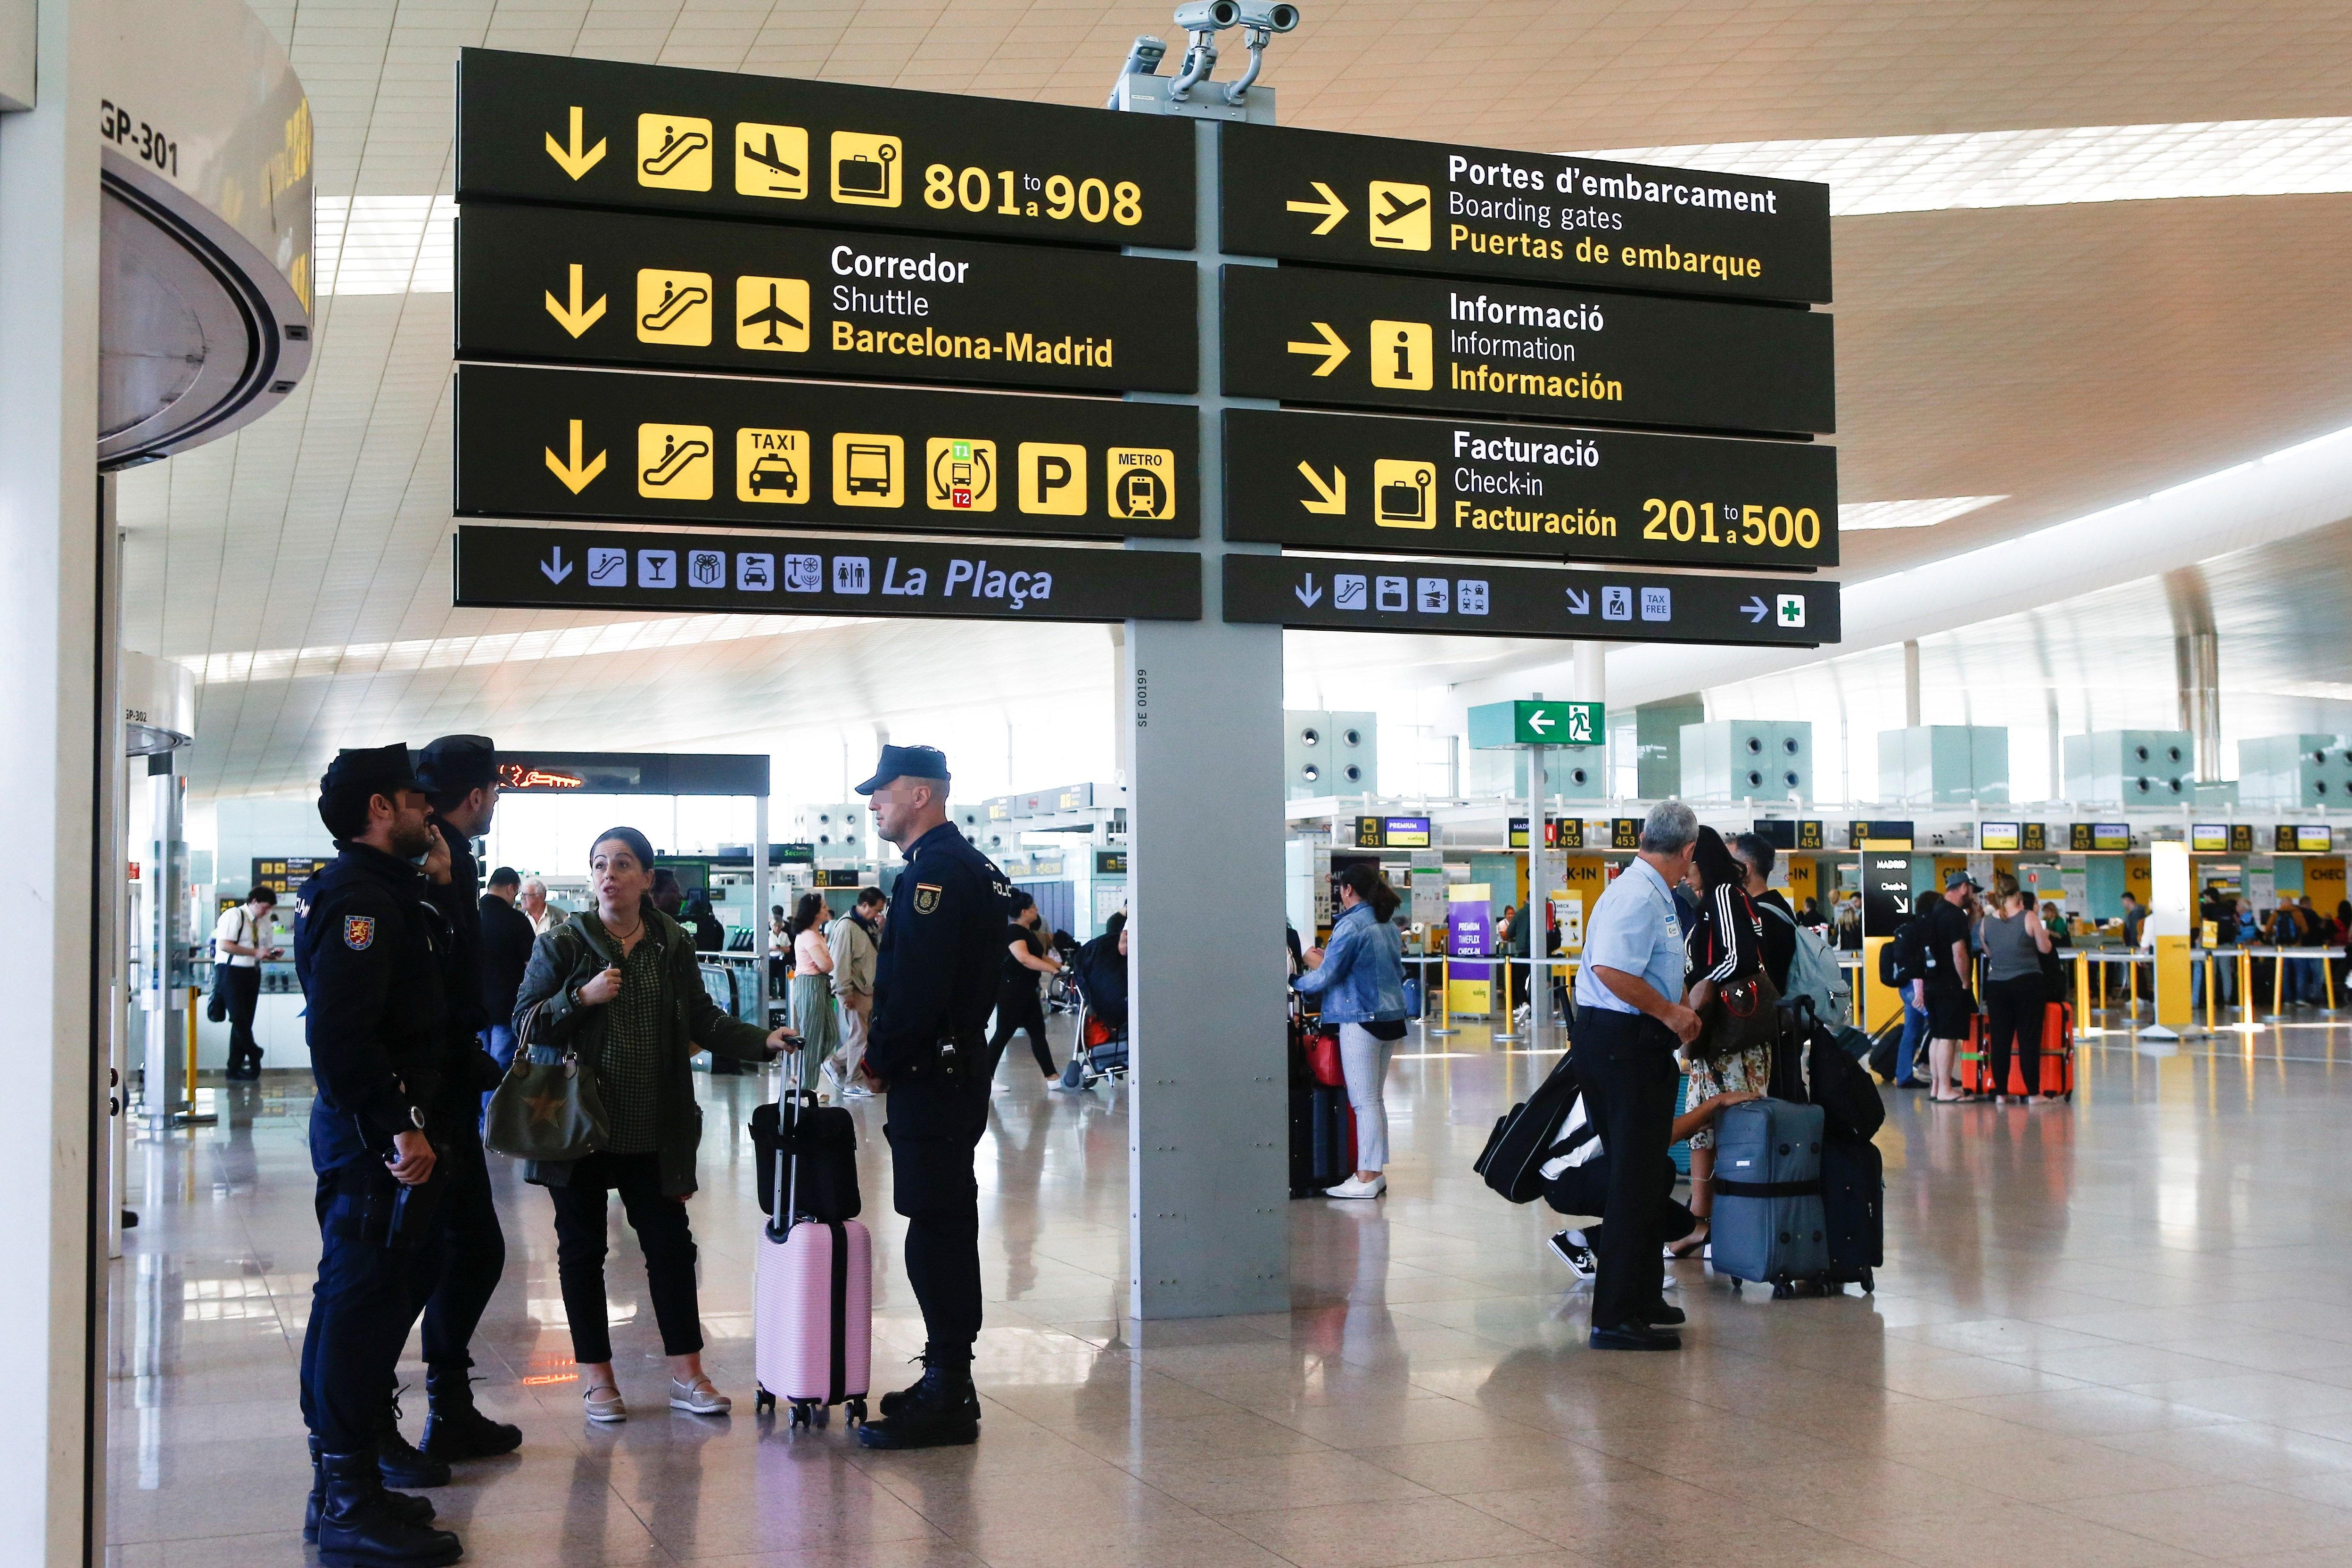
[742,131,799,180]
[1376,188,1428,224]
[733,123,809,199]
[740,282,803,345]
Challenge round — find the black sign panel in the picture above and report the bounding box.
[1223,266,1834,435]
[1849,820,1916,849]
[1220,122,1832,305]
[1611,818,1642,850]
[1223,408,1836,569]
[455,203,1197,395]
[456,48,1193,249]
[454,526,1200,626]
[1222,555,1837,646]
[492,751,771,796]
[454,364,1198,541]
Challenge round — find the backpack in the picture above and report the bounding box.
[1886,915,1927,985]
[1765,900,1851,1024]
[1473,1052,1582,1203]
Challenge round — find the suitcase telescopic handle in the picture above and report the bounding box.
[772,1046,804,1239]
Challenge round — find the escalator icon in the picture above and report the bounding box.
[636,269,712,346]
[637,423,714,500]
[636,114,712,190]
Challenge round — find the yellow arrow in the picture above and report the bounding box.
[1285,181,1350,235]
[544,419,607,493]
[544,106,608,181]
[1296,462,1346,514]
[1286,321,1349,377]
[543,264,608,337]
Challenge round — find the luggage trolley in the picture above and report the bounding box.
[1058,983,1129,1091]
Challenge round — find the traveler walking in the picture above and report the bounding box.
[1923,872,1981,1102]
[854,746,1008,1450]
[1980,876,2055,1103]
[787,891,843,1094]
[1569,799,1701,1351]
[826,887,885,1098]
[986,890,1062,1084]
[1677,826,1773,1262]
[213,886,281,1079]
[292,743,463,1567]
[510,825,792,1424]
[476,867,536,1075]
[1290,863,1410,1200]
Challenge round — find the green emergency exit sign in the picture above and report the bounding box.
[1469,699,1603,749]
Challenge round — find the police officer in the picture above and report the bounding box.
[852,745,1008,1450]
[295,744,463,1567]
[405,735,522,1463]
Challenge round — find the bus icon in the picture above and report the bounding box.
[831,433,904,508]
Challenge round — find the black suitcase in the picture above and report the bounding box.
[1472,1052,1580,1202]
[1807,1021,1886,1142]
[1820,1137,1883,1291]
[751,1084,861,1222]
[1289,1084,1353,1197]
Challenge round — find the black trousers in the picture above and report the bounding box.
[300,1157,431,1452]
[987,985,1054,1079]
[885,1086,987,1356]
[224,965,263,1072]
[1984,974,2046,1098]
[1569,1008,1679,1330]
[407,1134,505,1372]
[1545,1152,1696,1254]
[546,1150,703,1365]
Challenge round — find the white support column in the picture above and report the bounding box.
[752,792,771,1003]
[0,0,105,1558]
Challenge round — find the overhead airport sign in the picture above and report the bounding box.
[1222,265,1834,435]
[1224,408,1837,569]
[1219,122,1832,305]
[455,204,1198,394]
[1223,555,1837,645]
[453,525,1200,626]
[456,47,1193,249]
[453,364,1198,542]
[1469,699,1603,749]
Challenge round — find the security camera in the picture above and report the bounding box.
[1174,0,1240,28]
[1237,0,1300,29]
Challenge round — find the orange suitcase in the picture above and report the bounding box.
[1959,1002,2074,1098]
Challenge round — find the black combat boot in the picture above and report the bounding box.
[876,1347,982,1421]
[856,1353,979,1449]
[306,1434,435,1542]
[315,1448,462,1568]
[375,1387,451,1488]
[419,1364,522,1460]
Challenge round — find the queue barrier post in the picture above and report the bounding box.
[2273,945,2286,1018]
[184,985,199,1108]
[2128,954,2138,1017]
[2075,951,2089,1024]
[2241,949,2255,1029]
[2327,953,2338,1013]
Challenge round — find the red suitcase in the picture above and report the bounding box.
[1958,1002,2074,1098]
[753,1057,873,1428]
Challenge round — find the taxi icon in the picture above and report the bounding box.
[746,451,799,499]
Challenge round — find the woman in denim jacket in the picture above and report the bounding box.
[1293,864,1410,1199]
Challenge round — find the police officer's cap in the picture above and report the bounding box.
[414,733,499,798]
[854,744,950,795]
[319,743,422,803]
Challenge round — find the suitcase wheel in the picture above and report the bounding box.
[1730,1279,1742,1295]
[846,1397,867,1426]
[789,1399,817,1429]
[1770,1276,1794,1301]
[1861,1268,1875,1294]
[754,1385,776,1416]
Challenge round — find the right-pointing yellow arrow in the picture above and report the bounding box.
[545,419,607,493]
[1286,321,1349,377]
[1285,181,1350,235]
[1296,462,1346,514]
[543,264,608,337]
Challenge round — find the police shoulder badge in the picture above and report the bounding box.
[343,915,377,950]
[913,883,943,915]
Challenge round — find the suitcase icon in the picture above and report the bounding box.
[836,143,895,194]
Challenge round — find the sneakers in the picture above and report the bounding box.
[668,1376,731,1416]
[582,1385,627,1423]
[1547,1230,1597,1279]
[1323,1173,1386,1200]
[840,1081,873,1100]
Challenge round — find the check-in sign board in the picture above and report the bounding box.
[456,47,1193,249]
[454,526,1200,625]
[457,204,1198,394]
[1220,122,1831,305]
[1222,265,1834,435]
[1224,409,1837,569]
[1223,555,1837,646]
[453,364,1198,541]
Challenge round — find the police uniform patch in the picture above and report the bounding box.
[343,915,376,950]
[913,883,943,915]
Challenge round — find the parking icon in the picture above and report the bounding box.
[1601,586,1632,620]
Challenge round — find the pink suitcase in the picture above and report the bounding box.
[753,1057,872,1428]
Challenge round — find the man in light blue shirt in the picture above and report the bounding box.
[1570,800,1701,1352]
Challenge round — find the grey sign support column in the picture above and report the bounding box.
[1119,109,1288,1320]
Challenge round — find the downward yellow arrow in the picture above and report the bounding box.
[1296,462,1346,514]
[544,106,608,180]
[543,264,608,337]
[1285,181,1350,235]
[1286,320,1350,377]
[544,419,607,494]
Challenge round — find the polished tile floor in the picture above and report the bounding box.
[107,1011,2352,1567]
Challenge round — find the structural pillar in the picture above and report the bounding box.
[0,0,106,1556]
[1903,639,1922,728]
[1120,116,1287,1321]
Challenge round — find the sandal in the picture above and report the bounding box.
[1666,1222,1710,1259]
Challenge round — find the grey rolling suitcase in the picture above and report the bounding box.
[1709,1098,1829,1297]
